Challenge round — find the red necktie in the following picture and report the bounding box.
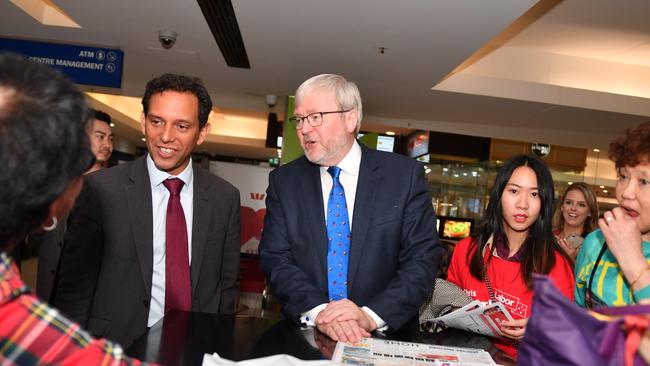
[163,178,192,312]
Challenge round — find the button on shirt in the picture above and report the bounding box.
[301,141,386,329]
[146,155,194,327]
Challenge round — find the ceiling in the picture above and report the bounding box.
[1,0,648,160]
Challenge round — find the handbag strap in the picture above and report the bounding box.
[484,268,497,302]
[586,241,608,308]
[482,241,498,302]
[484,251,519,350]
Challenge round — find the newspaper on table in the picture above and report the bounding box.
[332,337,495,365]
[202,353,336,366]
[426,300,515,337]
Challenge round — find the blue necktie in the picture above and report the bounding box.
[326,166,350,301]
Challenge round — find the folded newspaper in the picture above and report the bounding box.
[202,353,336,365]
[332,338,496,365]
[426,300,515,337]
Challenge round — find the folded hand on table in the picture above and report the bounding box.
[316,299,378,332]
[316,318,370,343]
[315,299,376,342]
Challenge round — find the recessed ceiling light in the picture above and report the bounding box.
[603,190,608,193]
[599,185,605,189]
[109,123,115,127]
[568,182,573,185]
[385,131,395,136]
[10,0,81,28]
[593,148,601,152]
[141,138,146,142]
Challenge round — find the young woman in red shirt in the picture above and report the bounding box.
[447,154,575,358]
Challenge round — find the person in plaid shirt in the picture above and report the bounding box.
[0,52,147,365]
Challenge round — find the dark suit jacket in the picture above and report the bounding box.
[35,212,68,303]
[56,156,240,348]
[259,144,441,330]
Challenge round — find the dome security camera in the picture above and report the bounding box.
[265,94,278,108]
[158,30,177,50]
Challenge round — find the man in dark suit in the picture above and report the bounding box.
[36,109,114,303]
[259,74,441,343]
[56,74,241,348]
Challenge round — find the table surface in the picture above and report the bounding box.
[126,311,501,366]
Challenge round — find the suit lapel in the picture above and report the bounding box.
[125,157,155,296]
[348,146,379,286]
[300,159,328,279]
[191,165,210,292]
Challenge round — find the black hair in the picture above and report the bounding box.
[467,154,565,288]
[93,109,112,127]
[141,73,212,127]
[0,53,93,248]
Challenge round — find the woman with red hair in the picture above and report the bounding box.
[575,122,650,307]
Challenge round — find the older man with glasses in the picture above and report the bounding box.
[260,74,442,343]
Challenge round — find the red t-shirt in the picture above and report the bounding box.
[447,236,575,358]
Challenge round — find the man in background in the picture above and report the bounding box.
[56,74,241,348]
[86,109,114,174]
[35,109,114,303]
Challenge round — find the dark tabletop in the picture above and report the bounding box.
[126,311,504,366]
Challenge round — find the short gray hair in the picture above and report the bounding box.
[295,74,363,133]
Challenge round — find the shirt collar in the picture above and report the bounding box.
[488,232,525,262]
[0,251,12,277]
[146,154,194,190]
[0,251,24,305]
[319,140,361,177]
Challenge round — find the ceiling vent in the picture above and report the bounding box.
[196,0,250,69]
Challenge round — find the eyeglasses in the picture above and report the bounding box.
[289,110,351,129]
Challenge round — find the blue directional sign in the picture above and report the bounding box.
[0,38,124,88]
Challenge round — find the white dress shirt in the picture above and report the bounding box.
[301,141,386,330]
[146,155,194,327]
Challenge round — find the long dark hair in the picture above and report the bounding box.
[468,154,563,288]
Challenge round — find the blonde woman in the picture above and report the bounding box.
[553,182,599,260]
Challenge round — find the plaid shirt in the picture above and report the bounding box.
[0,251,149,365]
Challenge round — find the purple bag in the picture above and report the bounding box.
[518,274,649,366]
